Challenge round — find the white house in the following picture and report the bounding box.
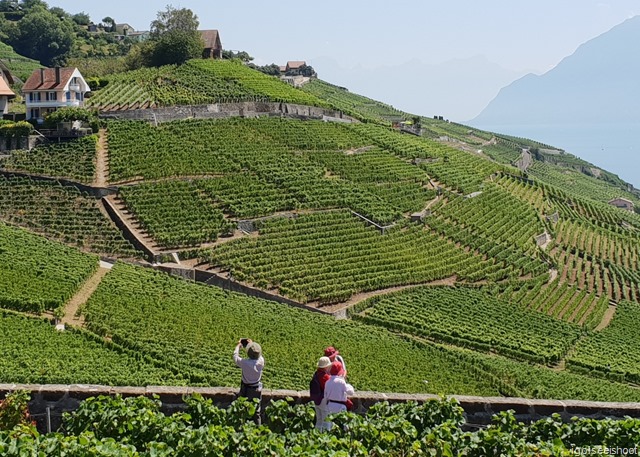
[22,67,90,121]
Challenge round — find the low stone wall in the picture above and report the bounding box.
[3,383,640,433]
[100,102,357,124]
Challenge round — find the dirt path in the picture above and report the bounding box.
[93,128,109,187]
[61,261,113,327]
[595,304,617,331]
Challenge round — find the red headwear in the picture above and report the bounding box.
[324,346,339,360]
[330,360,345,376]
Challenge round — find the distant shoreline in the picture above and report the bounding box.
[469,121,640,188]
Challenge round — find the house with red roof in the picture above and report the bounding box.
[22,67,90,121]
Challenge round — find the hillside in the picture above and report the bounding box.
[1,58,640,414]
[0,42,41,82]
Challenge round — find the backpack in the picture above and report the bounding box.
[309,372,323,405]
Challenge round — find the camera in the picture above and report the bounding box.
[241,338,249,348]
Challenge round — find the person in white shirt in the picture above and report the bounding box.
[322,360,354,430]
[233,338,264,424]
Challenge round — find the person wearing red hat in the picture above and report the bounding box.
[324,346,347,376]
[322,360,354,429]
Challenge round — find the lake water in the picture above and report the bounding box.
[469,122,640,188]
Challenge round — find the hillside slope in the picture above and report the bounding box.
[1,58,640,405]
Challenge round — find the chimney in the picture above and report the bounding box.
[40,68,45,85]
[55,67,61,85]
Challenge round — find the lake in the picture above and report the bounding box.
[469,122,640,188]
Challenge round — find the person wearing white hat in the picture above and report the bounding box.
[310,356,332,430]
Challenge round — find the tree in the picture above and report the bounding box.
[102,16,115,32]
[148,5,203,66]
[71,11,90,26]
[7,7,74,66]
[222,49,253,63]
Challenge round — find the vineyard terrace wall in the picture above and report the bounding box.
[98,101,357,124]
[4,383,640,433]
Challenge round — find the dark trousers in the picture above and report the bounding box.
[239,381,262,425]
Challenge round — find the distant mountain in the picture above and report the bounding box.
[471,16,640,125]
[469,16,640,186]
[312,55,525,121]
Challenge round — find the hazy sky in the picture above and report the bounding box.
[50,0,637,73]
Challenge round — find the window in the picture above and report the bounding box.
[29,92,42,102]
[46,92,57,101]
[66,91,71,101]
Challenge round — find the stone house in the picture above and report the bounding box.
[200,30,222,59]
[608,197,635,212]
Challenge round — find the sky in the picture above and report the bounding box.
[48,0,638,115]
[46,0,640,184]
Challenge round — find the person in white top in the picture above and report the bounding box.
[233,338,265,424]
[322,360,354,430]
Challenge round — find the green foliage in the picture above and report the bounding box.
[4,394,640,454]
[207,211,499,304]
[353,285,583,363]
[144,5,203,66]
[0,120,33,138]
[0,391,31,431]
[44,106,98,128]
[4,6,75,66]
[87,59,328,110]
[83,262,501,395]
[0,175,139,257]
[119,181,233,248]
[569,301,640,383]
[1,135,97,183]
[0,310,184,385]
[0,41,41,81]
[0,222,97,312]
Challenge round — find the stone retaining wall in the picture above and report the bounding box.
[99,102,357,124]
[3,384,640,433]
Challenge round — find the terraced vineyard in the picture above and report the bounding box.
[2,57,640,418]
[0,310,184,385]
[351,285,582,363]
[0,223,97,312]
[83,262,499,394]
[300,79,407,124]
[0,175,138,257]
[0,135,97,183]
[87,59,327,110]
[205,210,521,304]
[568,301,640,383]
[530,161,640,206]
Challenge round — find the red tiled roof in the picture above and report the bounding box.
[200,30,221,49]
[22,68,76,91]
[0,76,14,97]
[286,61,306,69]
